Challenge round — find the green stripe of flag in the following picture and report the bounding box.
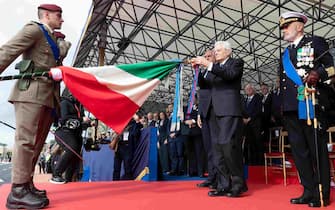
[117,60,181,80]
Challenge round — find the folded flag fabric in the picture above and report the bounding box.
[57,61,181,133]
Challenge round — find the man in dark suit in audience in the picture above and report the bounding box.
[184,98,205,177]
[271,77,283,126]
[260,83,272,145]
[192,40,247,197]
[243,84,263,165]
[147,112,156,127]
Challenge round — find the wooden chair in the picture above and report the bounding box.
[264,127,290,186]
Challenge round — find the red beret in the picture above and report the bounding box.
[38,4,62,12]
[54,31,65,39]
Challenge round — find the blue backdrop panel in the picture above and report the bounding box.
[82,144,115,181]
[132,127,158,181]
[82,127,158,182]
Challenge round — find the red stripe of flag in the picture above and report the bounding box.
[60,66,139,134]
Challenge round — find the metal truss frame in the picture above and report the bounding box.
[73,0,335,105]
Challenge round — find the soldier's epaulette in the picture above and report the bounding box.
[28,21,41,27]
[326,66,335,78]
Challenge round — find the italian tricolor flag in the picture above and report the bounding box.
[56,61,181,133]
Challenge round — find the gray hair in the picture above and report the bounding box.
[214,41,232,54]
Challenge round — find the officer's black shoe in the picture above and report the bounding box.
[178,171,185,176]
[226,189,242,198]
[241,184,248,193]
[50,175,66,184]
[308,198,330,208]
[225,184,248,198]
[29,180,47,197]
[208,190,226,197]
[197,181,211,188]
[188,172,197,177]
[290,195,313,204]
[6,183,49,209]
[168,170,177,176]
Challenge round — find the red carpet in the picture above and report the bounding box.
[0,166,334,210]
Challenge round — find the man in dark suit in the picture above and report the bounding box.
[271,77,283,126]
[192,41,247,197]
[242,84,263,165]
[184,99,205,177]
[167,108,184,176]
[279,11,335,207]
[196,49,217,188]
[147,112,156,127]
[260,83,273,145]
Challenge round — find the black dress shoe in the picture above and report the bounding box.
[6,183,49,209]
[178,171,185,176]
[208,190,226,197]
[188,172,197,177]
[226,184,248,198]
[308,198,330,207]
[168,170,177,176]
[241,184,248,193]
[226,189,242,198]
[290,195,313,204]
[29,181,47,197]
[197,181,211,188]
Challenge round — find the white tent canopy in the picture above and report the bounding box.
[73,0,335,105]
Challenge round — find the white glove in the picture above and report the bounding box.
[49,68,62,81]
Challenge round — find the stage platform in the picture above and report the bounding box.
[0,166,334,210]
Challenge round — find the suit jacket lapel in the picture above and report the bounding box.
[221,57,232,68]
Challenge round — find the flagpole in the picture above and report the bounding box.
[0,72,50,81]
[0,120,16,130]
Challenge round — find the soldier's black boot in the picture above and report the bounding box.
[29,180,47,198]
[6,183,49,209]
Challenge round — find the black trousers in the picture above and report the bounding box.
[209,108,245,191]
[158,138,169,173]
[184,133,205,176]
[113,144,133,180]
[201,117,216,184]
[283,113,330,199]
[54,128,82,180]
[244,118,263,165]
[169,136,184,173]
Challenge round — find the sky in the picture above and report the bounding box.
[0,0,92,149]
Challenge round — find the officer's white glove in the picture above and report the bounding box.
[49,68,62,81]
